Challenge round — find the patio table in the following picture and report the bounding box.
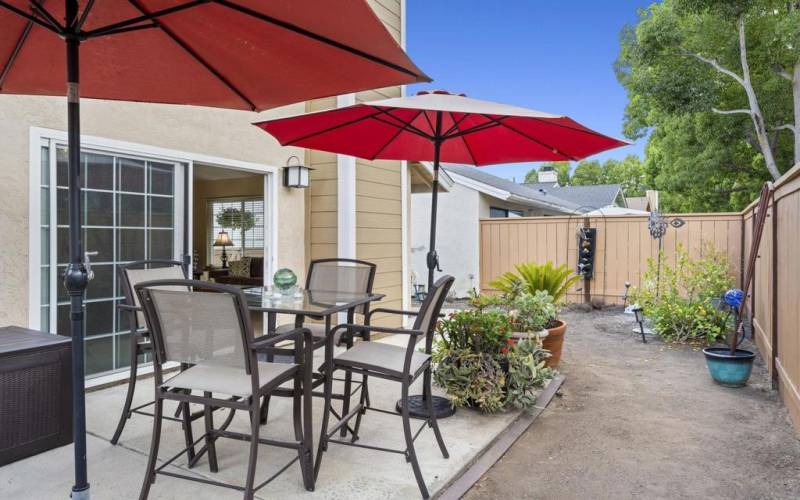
[243,287,384,479]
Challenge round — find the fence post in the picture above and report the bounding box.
[583,216,591,305]
[771,192,779,389]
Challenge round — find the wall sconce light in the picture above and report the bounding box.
[282,155,312,188]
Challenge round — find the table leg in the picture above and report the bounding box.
[314,314,333,480]
[260,312,278,424]
[339,308,355,437]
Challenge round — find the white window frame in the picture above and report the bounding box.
[27,126,279,338]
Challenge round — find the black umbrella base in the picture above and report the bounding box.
[396,395,456,419]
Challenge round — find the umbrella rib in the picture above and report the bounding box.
[0,12,35,90]
[84,0,208,38]
[441,112,470,138]
[370,107,433,140]
[442,117,504,140]
[74,0,96,31]
[29,0,64,32]
[0,1,61,33]
[370,109,425,160]
[482,114,579,161]
[214,0,425,81]
[124,0,257,111]
[451,115,480,166]
[279,109,386,146]
[421,111,436,137]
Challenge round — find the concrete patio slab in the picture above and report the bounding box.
[0,336,554,499]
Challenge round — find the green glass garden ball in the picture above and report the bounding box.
[273,268,297,292]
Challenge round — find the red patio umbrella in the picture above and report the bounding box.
[255,89,628,419]
[1,2,427,497]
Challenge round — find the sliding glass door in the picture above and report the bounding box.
[38,144,185,376]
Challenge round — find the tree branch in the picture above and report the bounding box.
[684,50,745,86]
[771,63,793,81]
[774,124,797,132]
[712,108,753,116]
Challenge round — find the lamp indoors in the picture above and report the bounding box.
[213,230,234,269]
[283,155,313,188]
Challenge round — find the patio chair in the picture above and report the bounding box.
[265,258,376,431]
[135,279,314,499]
[317,275,455,499]
[111,260,190,447]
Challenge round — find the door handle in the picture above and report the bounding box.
[84,251,99,281]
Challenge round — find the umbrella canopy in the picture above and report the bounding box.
[254,90,627,163]
[1,2,427,497]
[254,90,629,290]
[1,0,429,109]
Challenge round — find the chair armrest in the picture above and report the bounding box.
[117,303,141,312]
[366,307,445,322]
[330,323,424,338]
[251,327,312,350]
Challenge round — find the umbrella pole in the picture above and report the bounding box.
[397,113,455,420]
[64,3,90,497]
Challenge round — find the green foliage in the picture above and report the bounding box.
[616,0,798,211]
[432,310,554,413]
[523,156,649,198]
[505,339,555,409]
[489,261,580,305]
[435,309,512,355]
[216,207,256,232]
[509,291,557,332]
[631,244,735,343]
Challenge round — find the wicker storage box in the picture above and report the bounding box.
[0,326,73,466]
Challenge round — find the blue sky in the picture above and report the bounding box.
[406,0,653,181]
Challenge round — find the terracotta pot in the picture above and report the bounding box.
[542,320,566,368]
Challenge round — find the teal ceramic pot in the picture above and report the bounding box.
[273,268,297,293]
[702,348,756,388]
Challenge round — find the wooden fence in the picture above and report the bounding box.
[743,164,800,431]
[479,213,742,304]
[479,164,800,432]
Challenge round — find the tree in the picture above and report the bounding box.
[617,0,800,207]
[570,160,605,185]
[216,207,256,256]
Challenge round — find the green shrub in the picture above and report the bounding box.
[433,310,554,413]
[510,290,557,332]
[631,244,734,343]
[489,261,580,303]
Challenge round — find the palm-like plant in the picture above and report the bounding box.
[489,262,580,303]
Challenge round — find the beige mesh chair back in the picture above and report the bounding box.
[306,258,376,315]
[119,260,187,330]
[138,280,254,375]
[413,275,455,354]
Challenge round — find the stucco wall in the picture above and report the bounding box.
[0,95,306,328]
[412,183,482,298]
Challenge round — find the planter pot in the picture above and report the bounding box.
[542,320,567,369]
[702,348,756,388]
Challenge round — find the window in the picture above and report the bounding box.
[38,144,183,376]
[490,207,524,218]
[208,198,265,266]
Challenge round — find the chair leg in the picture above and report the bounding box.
[180,394,196,466]
[314,361,334,480]
[111,338,140,445]
[339,336,354,438]
[424,368,448,459]
[138,396,164,500]
[259,395,270,425]
[402,380,430,499]
[292,371,314,491]
[244,401,261,500]
[203,392,219,473]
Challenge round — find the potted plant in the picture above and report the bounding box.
[507,291,565,368]
[489,262,578,368]
[432,309,554,412]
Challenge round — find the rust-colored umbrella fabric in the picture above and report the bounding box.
[254,91,628,164]
[0,0,429,110]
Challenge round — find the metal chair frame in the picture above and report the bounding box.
[111,259,189,447]
[261,258,377,436]
[316,275,455,499]
[135,279,314,499]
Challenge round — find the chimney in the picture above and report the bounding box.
[538,166,558,184]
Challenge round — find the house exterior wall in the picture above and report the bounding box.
[304,0,406,326]
[412,183,482,298]
[0,95,306,329]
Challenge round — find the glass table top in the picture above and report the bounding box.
[243,288,383,317]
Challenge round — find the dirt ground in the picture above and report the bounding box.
[465,308,800,500]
